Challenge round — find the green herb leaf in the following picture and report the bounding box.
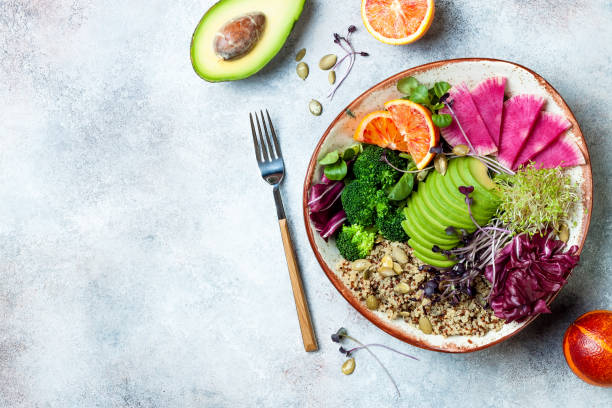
[432,113,453,128]
[397,77,420,96]
[342,144,361,161]
[409,84,430,105]
[324,159,348,180]
[319,151,340,165]
[388,172,415,201]
[433,82,451,98]
[430,102,445,111]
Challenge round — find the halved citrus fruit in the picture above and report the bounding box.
[361,0,435,45]
[353,110,411,152]
[384,99,439,169]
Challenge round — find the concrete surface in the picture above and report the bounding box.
[0,0,611,406]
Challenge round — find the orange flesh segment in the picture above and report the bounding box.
[364,0,430,39]
[385,101,437,167]
[354,111,400,149]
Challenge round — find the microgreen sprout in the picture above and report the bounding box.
[331,327,418,397]
[328,26,369,100]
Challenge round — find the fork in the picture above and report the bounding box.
[249,110,318,352]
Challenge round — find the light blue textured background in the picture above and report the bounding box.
[1,1,611,407]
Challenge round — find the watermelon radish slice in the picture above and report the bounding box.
[497,94,546,169]
[471,77,506,146]
[440,83,497,155]
[513,112,571,170]
[531,133,585,168]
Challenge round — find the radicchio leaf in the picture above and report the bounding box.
[485,231,579,322]
[308,175,346,240]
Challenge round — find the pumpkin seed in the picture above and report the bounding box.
[366,295,380,310]
[351,259,371,271]
[328,70,336,85]
[395,282,410,294]
[319,54,337,70]
[296,62,309,80]
[418,316,433,334]
[559,223,569,242]
[342,358,355,375]
[434,154,448,175]
[392,247,408,264]
[453,144,470,156]
[309,99,322,116]
[295,48,306,62]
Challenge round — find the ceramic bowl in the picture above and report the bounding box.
[302,58,593,353]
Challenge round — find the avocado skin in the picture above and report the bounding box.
[190,0,306,82]
[402,157,499,267]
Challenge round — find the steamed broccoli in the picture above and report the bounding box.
[376,208,409,242]
[341,180,392,225]
[341,180,377,225]
[336,224,376,261]
[352,145,405,189]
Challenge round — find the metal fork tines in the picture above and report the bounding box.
[249,110,286,219]
[248,110,318,352]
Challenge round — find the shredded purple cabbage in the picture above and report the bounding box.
[308,176,346,240]
[484,231,579,322]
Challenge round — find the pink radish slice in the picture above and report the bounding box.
[497,94,545,169]
[513,112,571,170]
[439,83,497,155]
[530,133,585,168]
[471,77,506,146]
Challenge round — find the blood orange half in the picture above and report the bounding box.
[361,0,435,45]
[384,99,439,169]
[353,111,405,150]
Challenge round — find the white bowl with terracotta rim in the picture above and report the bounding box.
[302,58,593,353]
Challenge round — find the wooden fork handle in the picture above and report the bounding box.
[278,219,318,352]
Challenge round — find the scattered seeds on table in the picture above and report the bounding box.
[452,144,470,156]
[319,54,337,70]
[342,358,356,375]
[309,99,322,116]
[328,70,336,85]
[434,154,448,175]
[296,62,309,80]
[295,48,306,62]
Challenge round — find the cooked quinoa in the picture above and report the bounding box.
[337,238,505,337]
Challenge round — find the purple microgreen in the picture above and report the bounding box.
[331,328,417,397]
[429,146,443,154]
[445,226,457,236]
[328,26,368,100]
[331,327,348,343]
[439,93,450,103]
[381,150,432,173]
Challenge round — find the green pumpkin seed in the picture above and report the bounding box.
[417,169,429,182]
[319,54,337,70]
[453,144,470,156]
[418,316,433,334]
[309,99,322,116]
[395,282,410,294]
[342,358,355,375]
[434,154,448,175]
[296,62,309,80]
[559,223,569,242]
[295,48,306,62]
[328,70,336,85]
[366,295,379,310]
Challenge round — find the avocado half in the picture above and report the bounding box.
[190,0,306,82]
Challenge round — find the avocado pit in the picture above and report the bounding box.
[214,12,266,60]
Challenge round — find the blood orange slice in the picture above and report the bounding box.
[353,111,402,149]
[384,99,439,169]
[361,0,435,45]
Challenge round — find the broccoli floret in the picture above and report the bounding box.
[376,208,409,242]
[336,224,376,261]
[341,180,378,225]
[352,145,405,189]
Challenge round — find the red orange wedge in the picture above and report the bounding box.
[361,0,435,45]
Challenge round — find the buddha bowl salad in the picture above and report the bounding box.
[308,76,584,337]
